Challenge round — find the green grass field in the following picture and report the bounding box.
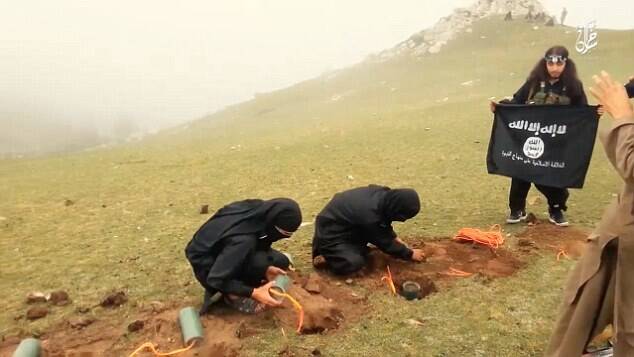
[1,17,633,355]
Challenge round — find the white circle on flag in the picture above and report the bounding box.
[523,137,545,159]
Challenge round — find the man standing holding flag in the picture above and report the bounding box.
[489,46,603,227]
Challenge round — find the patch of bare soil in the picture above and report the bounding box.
[330,240,525,299]
[0,272,368,356]
[0,224,589,356]
[515,220,590,259]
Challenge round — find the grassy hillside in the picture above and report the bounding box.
[1,16,633,355]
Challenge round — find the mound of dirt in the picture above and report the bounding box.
[516,221,589,259]
[273,285,344,334]
[365,240,523,282]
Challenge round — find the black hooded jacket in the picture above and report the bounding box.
[313,185,420,259]
[509,79,588,105]
[185,198,301,297]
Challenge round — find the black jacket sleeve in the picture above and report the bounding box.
[363,223,413,260]
[510,81,531,104]
[206,235,256,297]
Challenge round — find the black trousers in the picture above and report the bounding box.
[321,242,369,275]
[313,216,368,275]
[509,178,569,212]
[191,249,290,294]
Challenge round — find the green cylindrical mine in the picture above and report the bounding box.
[270,275,292,301]
[401,281,421,301]
[12,338,40,357]
[178,307,204,345]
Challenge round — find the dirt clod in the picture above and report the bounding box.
[127,320,144,332]
[100,291,127,308]
[274,286,344,334]
[26,306,49,320]
[49,290,71,306]
[303,273,322,294]
[517,237,536,247]
[68,316,96,329]
[200,204,209,214]
[76,306,91,314]
[26,292,47,304]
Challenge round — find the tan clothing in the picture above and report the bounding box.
[546,115,634,356]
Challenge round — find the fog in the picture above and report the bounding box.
[0,0,632,153]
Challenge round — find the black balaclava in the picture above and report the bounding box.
[382,188,421,222]
[263,198,302,243]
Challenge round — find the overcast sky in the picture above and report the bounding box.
[1,0,632,134]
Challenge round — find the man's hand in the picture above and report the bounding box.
[265,266,286,282]
[411,248,425,262]
[251,281,282,307]
[590,71,633,120]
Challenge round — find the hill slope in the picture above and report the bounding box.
[1,13,633,355]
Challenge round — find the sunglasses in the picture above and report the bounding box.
[545,55,567,66]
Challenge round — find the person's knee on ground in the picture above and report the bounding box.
[326,253,366,275]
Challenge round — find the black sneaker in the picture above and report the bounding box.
[223,295,265,314]
[506,209,528,224]
[549,208,569,227]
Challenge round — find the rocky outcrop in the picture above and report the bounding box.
[372,0,548,61]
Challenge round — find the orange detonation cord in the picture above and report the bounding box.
[546,244,570,261]
[128,341,196,357]
[381,265,397,295]
[442,267,473,277]
[453,224,505,249]
[269,289,305,333]
[556,250,570,261]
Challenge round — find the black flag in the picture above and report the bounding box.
[487,104,599,188]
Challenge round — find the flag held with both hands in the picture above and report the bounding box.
[486,104,599,189]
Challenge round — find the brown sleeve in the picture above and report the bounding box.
[600,115,634,180]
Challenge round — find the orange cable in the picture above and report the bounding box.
[269,289,304,333]
[546,244,570,261]
[128,341,196,357]
[443,267,473,277]
[453,225,505,249]
[556,249,569,261]
[381,265,397,295]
